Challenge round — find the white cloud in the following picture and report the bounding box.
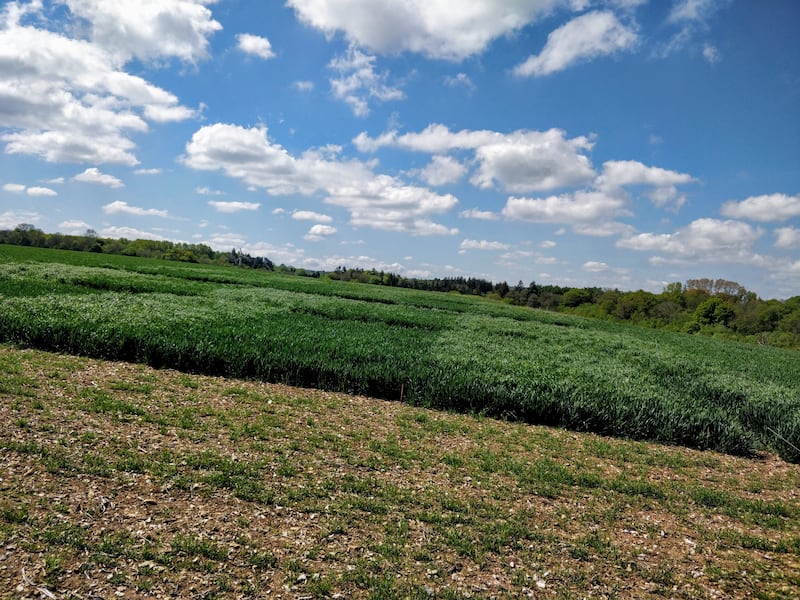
[287,0,565,61]
[597,160,696,210]
[502,191,631,235]
[459,208,500,220]
[356,125,596,193]
[195,186,226,196]
[617,218,765,264]
[294,80,314,92]
[304,224,337,241]
[208,201,260,213]
[182,123,373,195]
[702,44,720,64]
[74,168,125,188]
[26,186,57,197]
[444,72,475,90]
[63,0,221,64]
[540,240,556,248]
[100,226,167,240]
[412,155,467,186]
[328,45,404,116]
[134,168,163,175]
[2,183,56,196]
[0,210,39,228]
[45,177,65,184]
[775,227,800,249]
[668,0,723,23]
[583,261,609,272]
[183,123,460,236]
[237,33,275,60]
[659,0,732,60]
[325,176,459,236]
[0,2,204,165]
[514,11,638,77]
[292,210,333,222]
[460,239,511,251]
[720,193,800,222]
[102,200,168,218]
[58,220,92,234]
[598,160,695,189]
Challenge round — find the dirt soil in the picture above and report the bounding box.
[1,346,799,599]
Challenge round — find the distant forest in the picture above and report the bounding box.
[2,224,798,349]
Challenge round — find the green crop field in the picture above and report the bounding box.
[1,245,798,462]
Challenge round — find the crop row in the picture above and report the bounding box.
[1,251,798,462]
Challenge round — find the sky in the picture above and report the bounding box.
[1,0,799,299]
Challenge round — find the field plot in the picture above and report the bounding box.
[0,246,799,462]
[1,347,799,598]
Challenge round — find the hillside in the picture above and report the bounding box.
[1,346,799,598]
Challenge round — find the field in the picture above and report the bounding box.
[1,346,799,598]
[0,245,798,462]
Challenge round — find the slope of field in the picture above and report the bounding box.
[1,246,799,463]
[1,347,799,599]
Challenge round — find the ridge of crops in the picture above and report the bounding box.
[1,246,798,462]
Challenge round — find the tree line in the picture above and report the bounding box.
[324,270,800,349]
[2,224,798,348]
[0,224,273,270]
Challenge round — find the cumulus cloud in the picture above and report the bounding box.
[102,200,168,218]
[774,226,800,249]
[502,191,631,235]
[135,168,163,175]
[26,186,57,197]
[287,0,564,61]
[73,168,125,188]
[182,123,373,195]
[459,239,511,251]
[0,210,39,228]
[237,33,275,59]
[58,219,93,234]
[100,226,168,241]
[720,193,800,222]
[412,155,467,186]
[356,125,596,193]
[583,261,609,272]
[304,224,337,241]
[62,0,221,64]
[292,210,333,222]
[2,183,57,196]
[514,11,638,77]
[208,201,260,213]
[471,130,595,192]
[183,123,460,236]
[325,176,459,236]
[617,218,765,265]
[597,160,696,210]
[328,45,404,116]
[0,1,207,165]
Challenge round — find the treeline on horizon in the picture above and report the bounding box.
[2,224,798,349]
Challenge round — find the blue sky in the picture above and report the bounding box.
[1,0,799,298]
